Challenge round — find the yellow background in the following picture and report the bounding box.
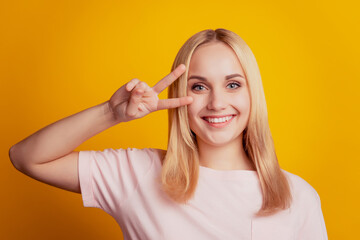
[2,0,359,239]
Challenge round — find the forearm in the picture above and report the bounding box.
[10,100,121,167]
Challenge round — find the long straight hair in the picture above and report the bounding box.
[159,28,292,217]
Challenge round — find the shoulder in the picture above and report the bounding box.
[89,147,157,161]
[280,169,321,207]
[81,147,162,172]
[147,148,166,166]
[118,147,166,167]
[149,148,167,158]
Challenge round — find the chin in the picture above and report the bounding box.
[202,137,236,147]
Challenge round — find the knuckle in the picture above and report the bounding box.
[132,87,143,96]
[129,78,139,85]
[133,83,143,91]
[139,81,147,88]
[126,79,140,91]
[135,81,144,87]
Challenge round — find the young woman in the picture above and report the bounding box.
[9,28,328,239]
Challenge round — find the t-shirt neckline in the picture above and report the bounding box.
[199,165,259,181]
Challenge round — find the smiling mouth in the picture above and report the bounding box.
[201,114,236,123]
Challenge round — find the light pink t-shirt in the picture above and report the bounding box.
[78,147,328,240]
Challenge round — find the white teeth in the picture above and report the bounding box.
[204,116,233,123]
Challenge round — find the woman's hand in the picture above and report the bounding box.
[108,64,193,122]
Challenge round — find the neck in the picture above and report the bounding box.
[197,135,255,171]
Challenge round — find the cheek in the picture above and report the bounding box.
[187,102,199,124]
[186,96,206,128]
[187,104,197,131]
[233,93,251,113]
[186,93,204,116]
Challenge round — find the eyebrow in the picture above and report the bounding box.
[187,73,245,81]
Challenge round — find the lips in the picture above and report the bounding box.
[201,114,236,128]
[201,114,236,119]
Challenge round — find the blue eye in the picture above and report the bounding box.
[227,82,241,89]
[191,84,206,91]
[191,82,241,91]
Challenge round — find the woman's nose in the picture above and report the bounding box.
[207,90,228,110]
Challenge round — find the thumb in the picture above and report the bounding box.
[127,89,144,116]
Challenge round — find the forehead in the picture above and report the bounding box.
[188,42,245,75]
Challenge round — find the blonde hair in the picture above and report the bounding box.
[159,28,292,217]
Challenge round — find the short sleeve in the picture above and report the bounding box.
[78,147,155,214]
[297,190,328,240]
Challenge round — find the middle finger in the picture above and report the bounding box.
[152,64,186,94]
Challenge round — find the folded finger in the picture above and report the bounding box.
[127,85,145,116]
[126,78,140,92]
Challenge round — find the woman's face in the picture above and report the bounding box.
[186,41,250,147]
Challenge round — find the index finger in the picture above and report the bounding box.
[152,64,186,94]
[157,96,193,111]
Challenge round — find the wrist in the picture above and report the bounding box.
[102,101,122,126]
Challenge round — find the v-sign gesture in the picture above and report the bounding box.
[109,64,193,123]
